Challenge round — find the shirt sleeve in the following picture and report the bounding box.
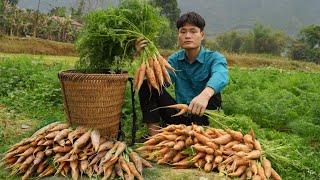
[206,53,229,94]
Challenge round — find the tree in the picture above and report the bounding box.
[290,24,320,64]
[150,0,181,48]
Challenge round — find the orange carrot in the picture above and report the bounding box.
[173,141,185,151]
[271,168,282,180]
[262,158,272,178]
[98,141,114,152]
[91,129,100,152]
[257,164,267,180]
[128,162,143,180]
[129,152,143,174]
[232,144,252,152]
[153,58,164,87]
[228,165,247,177]
[245,150,261,160]
[141,157,153,168]
[250,160,258,175]
[71,130,91,153]
[145,65,160,92]
[244,134,254,144]
[54,129,70,142]
[253,140,262,151]
[212,134,233,145]
[226,129,243,142]
[133,65,141,90]
[136,63,146,91]
[204,162,213,172]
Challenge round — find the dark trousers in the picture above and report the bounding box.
[138,80,222,126]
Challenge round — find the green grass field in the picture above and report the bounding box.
[0,53,320,179]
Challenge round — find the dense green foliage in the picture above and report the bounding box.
[0,55,319,179]
[75,0,169,73]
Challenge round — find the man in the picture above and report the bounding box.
[136,12,228,136]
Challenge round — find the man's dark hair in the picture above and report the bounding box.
[176,12,205,31]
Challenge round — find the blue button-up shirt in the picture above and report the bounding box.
[168,46,228,104]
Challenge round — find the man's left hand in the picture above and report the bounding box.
[188,93,210,116]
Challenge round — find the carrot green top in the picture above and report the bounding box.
[168,46,229,104]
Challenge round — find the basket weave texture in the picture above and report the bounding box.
[58,70,128,139]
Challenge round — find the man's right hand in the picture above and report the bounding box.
[135,37,148,56]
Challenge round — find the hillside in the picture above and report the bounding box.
[18,0,320,37]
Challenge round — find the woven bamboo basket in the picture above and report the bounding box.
[58,70,128,139]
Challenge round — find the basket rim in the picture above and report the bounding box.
[59,69,128,77]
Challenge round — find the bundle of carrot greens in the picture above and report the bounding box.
[75,0,174,94]
[0,122,152,180]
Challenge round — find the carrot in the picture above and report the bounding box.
[162,66,172,85]
[190,152,206,163]
[151,104,188,117]
[71,130,91,153]
[212,134,233,145]
[257,164,267,180]
[54,128,70,142]
[133,65,141,90]
[214,156,223,164]
[172,152,185,163]
[185,136,194,146]
[53,146,72,153]
[231,158,249,169]
[36,160,47,174]
[204,162,213,172]
[271,168,282,180]
[67,127,86,144]
[252,175,262,180]
[224,140,239,149]
[173,141,185,151]
[193,131,210,145]
[55,161,67,175]
[129,152,143,174]
[89,151,107,166]
[44,130,59,139]
[119,156,132,176]
[206,142,218,150]
[250,160,258,175]
[102,164,114,180]
[158,54,175,73]
[246,167,253,179]
[42,140,54,146]
[232,144,252,152]
[90,129,100,152]
[44,149,53,156]
[245,150,261,160]
[31,122,59,137]
[205,154,214,163]
[48,123,69,132]
[153,58,164,86]
[17,146,35,157]
[145,65,160,92]
[33,151,45,166]
[262,158,272,178]
[70,160,79,180]
[141,157,153,168]
[226,129,243,142]
[113,142,126,158]
[102,141,120,163]
[222,155,237,165]
[136,145,158,152]
[143,138,158,146]
[80,160,89,176]
[194,158,206,168]
[98,141,114,152]
[235,151,247,158]
[244,134,254,144]
[22,166,34,180]
[228,165,247,177]
[39,165,55,177]
[115,161,124,179]
[135,63,147,92]
[61,164,70,177]
[172,157,191,167]
[253,140,262,151]
[128,162,143,180]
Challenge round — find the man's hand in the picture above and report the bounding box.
[135,37,148,56]
[188,87,214,116]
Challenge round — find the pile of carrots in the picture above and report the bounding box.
[136,124,281,180]
[133,52,175,93]
[0,122,152,180]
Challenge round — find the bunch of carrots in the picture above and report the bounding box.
[0,122,152,180]
[133,47,175,93]
[136,124,281,180]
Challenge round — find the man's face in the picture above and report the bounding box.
[178,23,204,50]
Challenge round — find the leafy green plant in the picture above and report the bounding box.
[75,0,169,73]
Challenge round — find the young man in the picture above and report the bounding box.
[136,12,228,136]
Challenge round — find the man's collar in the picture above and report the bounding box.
[177,46,205,64]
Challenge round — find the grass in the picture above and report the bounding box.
[0,36,77,56]
[0,53,320,179]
